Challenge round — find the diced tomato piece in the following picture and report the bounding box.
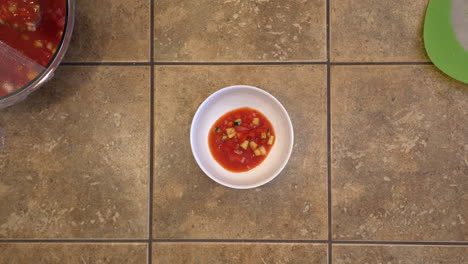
[225,139,238,149]
[228,153,243,163]
[238,133,248,142]
[57,16,65,27]
[234,126,249,133]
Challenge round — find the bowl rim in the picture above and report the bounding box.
[0,0,75,108]
[190,84,294,189]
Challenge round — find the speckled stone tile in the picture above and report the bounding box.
[0,66,149,238]
[154,0,326,62]
[331,0,429,62]
[334,245,468,264]
[153,65,327,239]
[153,243,327,264]
[0,243,147,264]
[331,65,468,241]
[64,0,150,62]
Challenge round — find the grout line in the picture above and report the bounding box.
[331,62,433,66]
[0,239,149,243]
[326,0,332,263]
[58,61,435,67]
[150,2,155,63]
[148,68,155,263]
[326,1,331,63]
[333,241,468,246]
[154,61,327,65]
[153,239,329,244]
[60,62,151,66]
[148,0,155,263]
[0,239,465,246]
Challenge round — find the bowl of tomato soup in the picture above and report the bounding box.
[191,85,294,189]
[0,0,74,109]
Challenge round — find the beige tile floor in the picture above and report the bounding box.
[0,0,467,263]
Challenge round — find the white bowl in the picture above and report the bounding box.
[190,85,294,189]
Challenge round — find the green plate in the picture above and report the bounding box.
[424,0,468,83]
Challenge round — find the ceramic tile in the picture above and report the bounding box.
[154,0,326,62]
[331,65,468,241]
[0,66,150,238]
[0,243,147,264]
[334,245,468,264]
[153,65,327,239]
[331,0,429,62]
[153,243,327,264]
[64,0,150,62]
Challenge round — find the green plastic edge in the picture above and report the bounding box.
[424,0,468,84]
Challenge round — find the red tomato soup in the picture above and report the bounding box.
[208,107,276,172]
[0,0,66,98]
[0,0,66,67]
